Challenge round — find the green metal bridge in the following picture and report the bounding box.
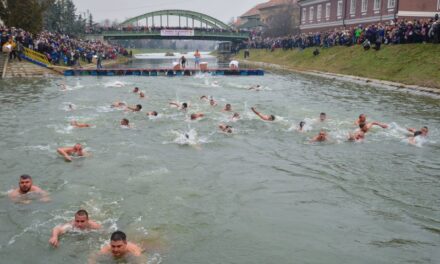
[88,10,249,42]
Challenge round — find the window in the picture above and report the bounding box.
[374,0,381,10]
[362,0,368,12]
[326,3,331,19]
[309,6,314,21]
[317,5,322,20]
[337,1,343,17]
[437,0,440,10]
[350,0,356,14]
[302,8,306,22]
[388,0,395,8]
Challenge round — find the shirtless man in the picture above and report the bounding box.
[146,111,158,117]
[355,114,367,125]
[251,107,275,121]
[219,123,233,134]
[223,104,232,112]
[209,98,217,107]
[320,112,327,122]
[89,231,144,263]
[298,121,306,132]
[70,120,91,128]
[231,112,240,121]
[49,210,101,248]
[348,130,365,142]
[111,101,126,108]
[190,113,204,120]
[120,118,130,127]
[169,101,188,111]
[311,130,329,142]
[249,85,261,91]
[8,174,50,203]
[407,126,428,145]
[57,143,89,162]
[126,104,142,112]
[133,87,139,93]
[359,121,388,133]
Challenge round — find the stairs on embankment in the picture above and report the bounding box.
[3,59,60,78]
[0,52,8,78]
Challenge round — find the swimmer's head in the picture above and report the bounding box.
[225,104,232,111]
[421,126,429,136]
[73,143,83,152]
[320,112,326,122]
[359,114,366,122]
[133,87,139,93]
[136,104,142,111]
[121,118,129,126]
[110,231,128,258]
[232,112,240,119]
[269,115,275,121]
[150,111,158,116]
[19,174,32,194]
[139,92,145,97]
[74,210,89,230]
[299,121,306,129]
[185,133,189,139]
[182,103,188,109]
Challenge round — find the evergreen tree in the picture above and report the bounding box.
[0,0,49,33]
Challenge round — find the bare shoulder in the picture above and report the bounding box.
[128,242,143,256]
[89,220,102,229]
[8,188,19,198]
[100,244,111,254]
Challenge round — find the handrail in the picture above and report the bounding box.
[2,53,8,78]
[23,47,51,66]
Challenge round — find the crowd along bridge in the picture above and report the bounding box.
[87,10,249,42]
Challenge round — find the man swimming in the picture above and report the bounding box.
[169,101,188,111]
[407,126,428,145]
[139,92,145,98]
[248,85,261,91]
[8,174,50,203]
[190,113,204,120]
[320,112,327,122]
[251,107,275,121]
[311,130,329,142]
[355,114,367,125]
[298,121,306,132]
[209,98,217,107]
[70,120,91,128]
[120,118,130,127]
[219,123,233,134]
[359,121,388,133]
[57,143,89,162]
[146,111,158,117]
[111,101,127,108]
[133,87,139,93]
[89,231,145,263]
[223,104,232,112]
[126,104,142,112]
[348,130,365,142]
[231,112,240,121]
[49,210,101,248]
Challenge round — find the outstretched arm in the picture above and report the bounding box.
[57,148,72,162]
[49,224,70,247]
[371,122,388,129]
[251,107,265,120]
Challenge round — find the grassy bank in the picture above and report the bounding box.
[239,44,440,88]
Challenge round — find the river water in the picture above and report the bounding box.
[0,57,439,264]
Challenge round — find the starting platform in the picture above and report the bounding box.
[63,68,264,77]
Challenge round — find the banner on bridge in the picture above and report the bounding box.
[160,29,195,37]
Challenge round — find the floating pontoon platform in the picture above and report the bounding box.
[63,68,264,77]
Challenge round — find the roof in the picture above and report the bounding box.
[258,0,297,10]
[240,3,267,18]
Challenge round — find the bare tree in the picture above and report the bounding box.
[264,2,299,38]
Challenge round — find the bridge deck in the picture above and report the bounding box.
[64,68,264,77]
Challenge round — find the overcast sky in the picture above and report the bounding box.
[72,0,267,24]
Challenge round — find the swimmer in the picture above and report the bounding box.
[89,231,144,263]
[223,104,232,112]
[348,130,365,141]
[251,107,275,121]
[248,85,261,91]
[407,126,428,145]
[8,174,50,203]
[133,87,139,93]
[57,143,89,162]
[200,95,209,101]
[209,98,217,106]
[70,120,91,128]
[190,113,204,120]
[355,114,367,125]
[359,121,388,133]
[146,111,158,117]
[111,101,127,108]
[169,101,188,111]
[58,84,67,91]
[320,112,326,122]
[126,104,142,112]
[49,210,101,248]
[120,118,130,127]
[219,123,233,134]
[298,121,306,132]
[311,130,329,142]
[231,112,240,121]
[68,104,75,111]
[139,92,145,98]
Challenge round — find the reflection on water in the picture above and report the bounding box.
[0,60,439,263]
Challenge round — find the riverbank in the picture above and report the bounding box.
[237,44,440,92]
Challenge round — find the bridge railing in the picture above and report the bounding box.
[97,29,249,39]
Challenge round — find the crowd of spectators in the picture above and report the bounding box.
[1,26,128,67]
[245,16,440,51]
